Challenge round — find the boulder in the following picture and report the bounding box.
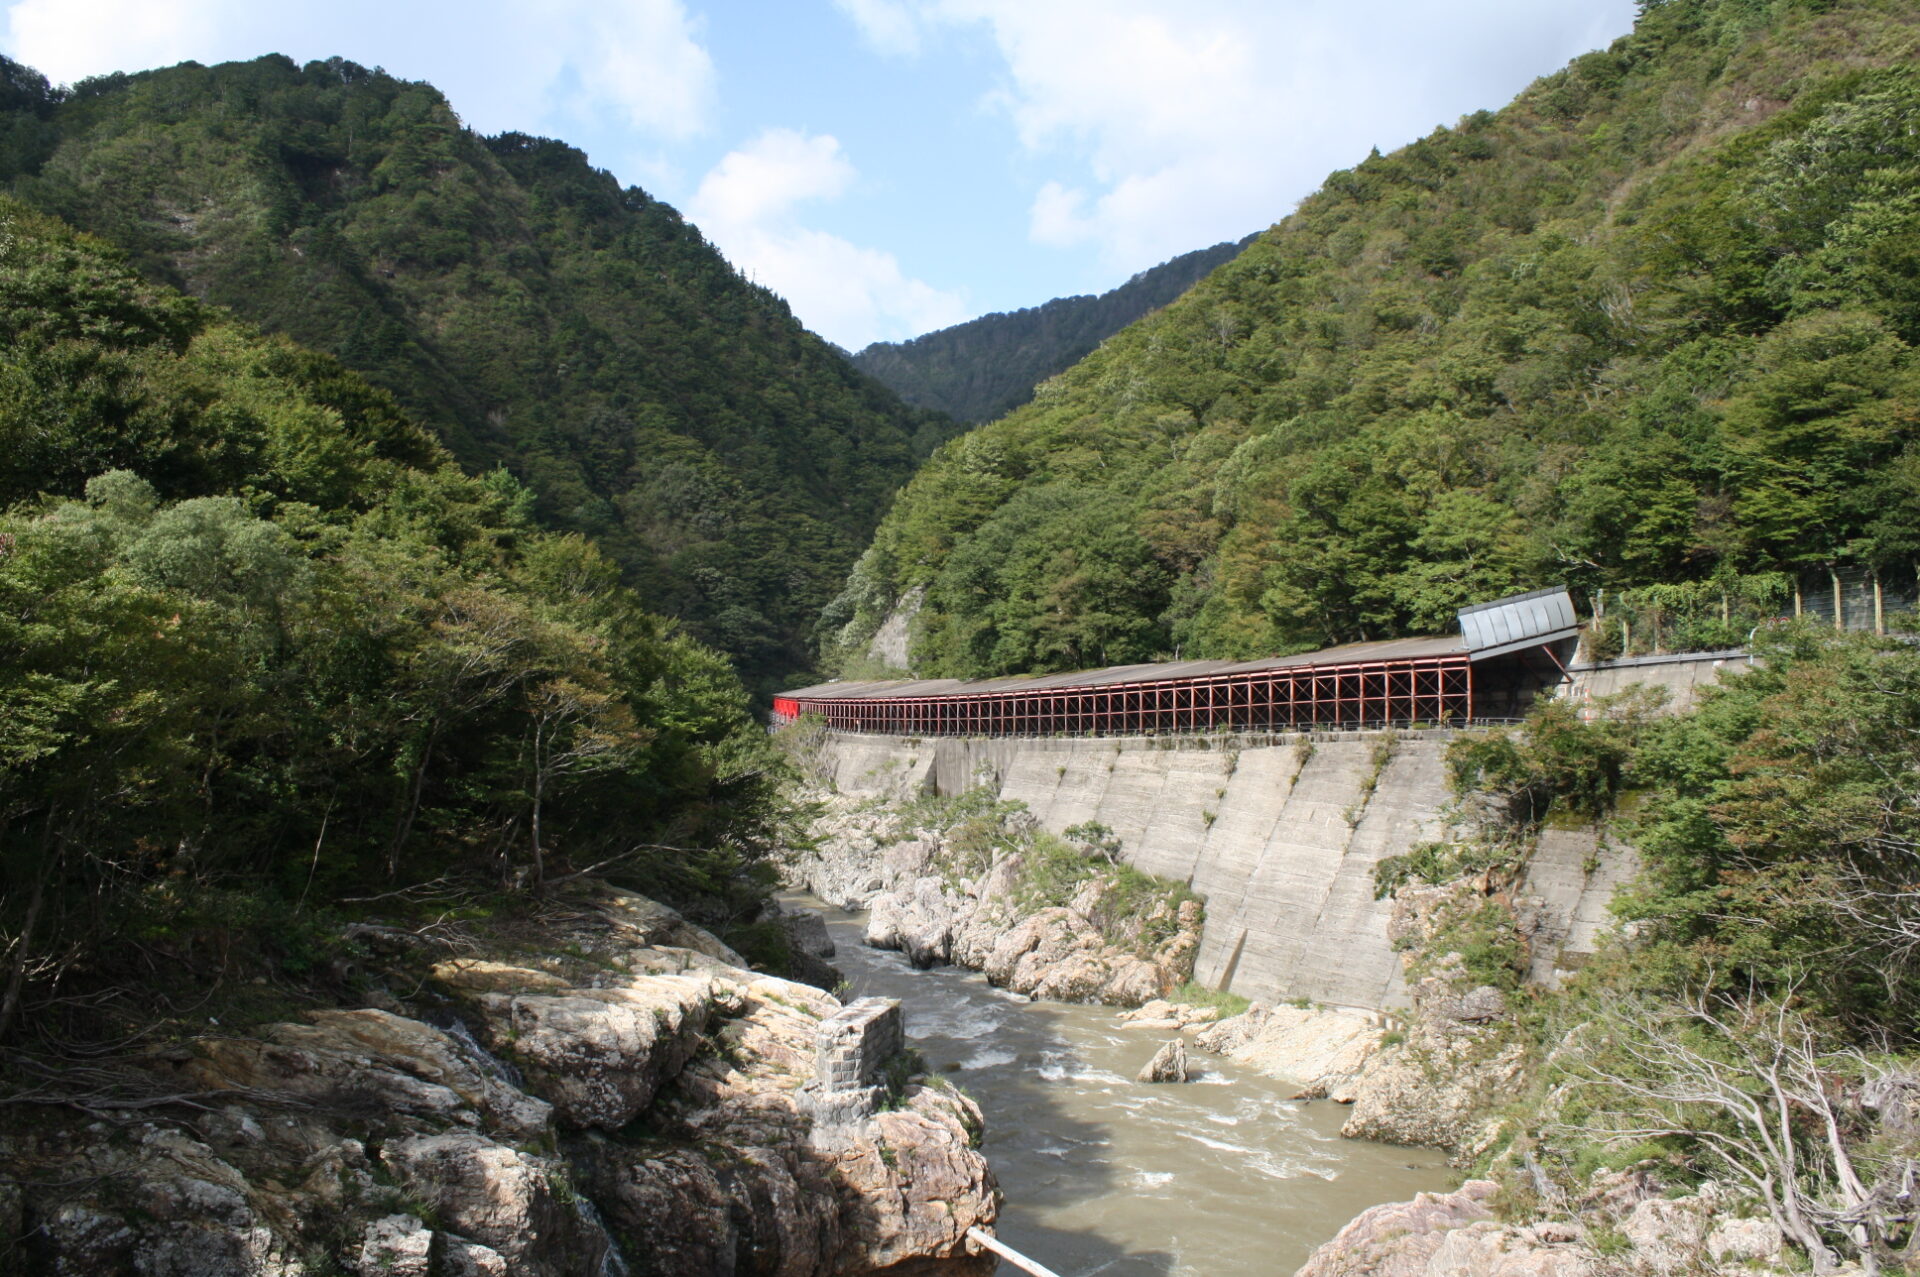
[1621,1196,1708,1270]
[1295,1181,1498,1277]
[1193,1003,1384,1101]
[472,973,712,1129]
[866,876,959,967]
[1426,1220,1599,1277]
[268,1008,552,1140]
[381,1133,609,1277]
[783,906,837,958]
[1707,1216,1784,1263]
[355,1214,432,1277]
[1137,1039,1190,1083]
[442,1236,512,1277]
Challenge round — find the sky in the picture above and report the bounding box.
[1,1,1639,351]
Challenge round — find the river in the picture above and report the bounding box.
[790,893,1451,1277]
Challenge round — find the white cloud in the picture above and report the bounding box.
[546,0,715,141]
[889,0,1637,272]
[691,129,967,349]
[692,128,855,227]
[4,0,231,84]
[832,0,922,57]
[2,0,716,143]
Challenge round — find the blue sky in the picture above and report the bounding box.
[2,1,1638,350]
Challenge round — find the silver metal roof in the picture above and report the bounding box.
[1458,587,1579,661]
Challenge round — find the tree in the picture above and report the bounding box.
[1560,992,1919,1275]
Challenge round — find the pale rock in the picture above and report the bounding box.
[1193,1003,1384,1100]
[442,1236,512,1277]
[1707,1216,1784,1263]
[1295,1180,1499,1277]
[594,886,748,965]
[429,958,570,993]
[165,1027,506,1139]
[1622,1196,1708,1270]
[473,973,712,1129]
[865,584,922,669]
[783,906,837,958]
[267,1008,552,1140]
[381,1133,609,1276]
[1138,1039,1191,1083]
[1340,1028,1528,1158]
[1428,1220,1599,1277]
[1432,984,1509,1024]
[792,790,1199,1008]
[1577,1166,1664,1215]
[1121,999,1221,1029]
[355,1214,432,1277]
[865,875,958,967]
[883,835,938,878]
[979,855,1022,903]
[1,880,995,1276]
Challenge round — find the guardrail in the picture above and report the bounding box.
[967,1227,1065,1277]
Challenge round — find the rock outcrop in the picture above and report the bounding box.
[1292,1177,1792,1277]
[1189,881,1533,1163]
[1192,1001,1386,1101]
[1136,1039,1191,1083]
[793,790,1202,1006]
[1,883,998,1275]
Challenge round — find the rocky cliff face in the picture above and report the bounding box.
[1186,879,1532,1165]
[803,728,1643,1011]
[1292,1175,1789,1277]
[790,791,1201,1006]
[1,883,997,1275]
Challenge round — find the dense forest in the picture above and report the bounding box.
[823,0,1920,680]
[850,234,1253,424]
[1427,622,1920,1271]
[0,199,788,1041]
[0,54,954,693]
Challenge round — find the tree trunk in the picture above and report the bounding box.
[1831,566,1845,634]
[529,721,546,890]
[0,837,55,1044]
[387,731,435,878]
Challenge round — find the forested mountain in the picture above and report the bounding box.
[850,235,1254,424]
[823,0,1920,679]
[0,197,789,1035]
[0,54,954,693]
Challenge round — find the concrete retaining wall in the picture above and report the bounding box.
[1563,650,1753,713]
[811,652,1735,1012]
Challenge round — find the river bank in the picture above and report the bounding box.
[789,788,1205,1005]
[0,882,997,1275]
[796,890,1450,1276]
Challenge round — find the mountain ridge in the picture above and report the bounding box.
[821,0,1920,680]
[0,52,956,692]
[851,234,1255,424]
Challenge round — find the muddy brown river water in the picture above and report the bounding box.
[791,893,1452,1277]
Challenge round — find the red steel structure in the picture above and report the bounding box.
[774,589,1582,739]
[773,638,1482,737]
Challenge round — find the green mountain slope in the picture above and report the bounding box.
[0,195,787,1013]
[0,54,953,692]
[823,0,1920,679]
[850,235,1255,424]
